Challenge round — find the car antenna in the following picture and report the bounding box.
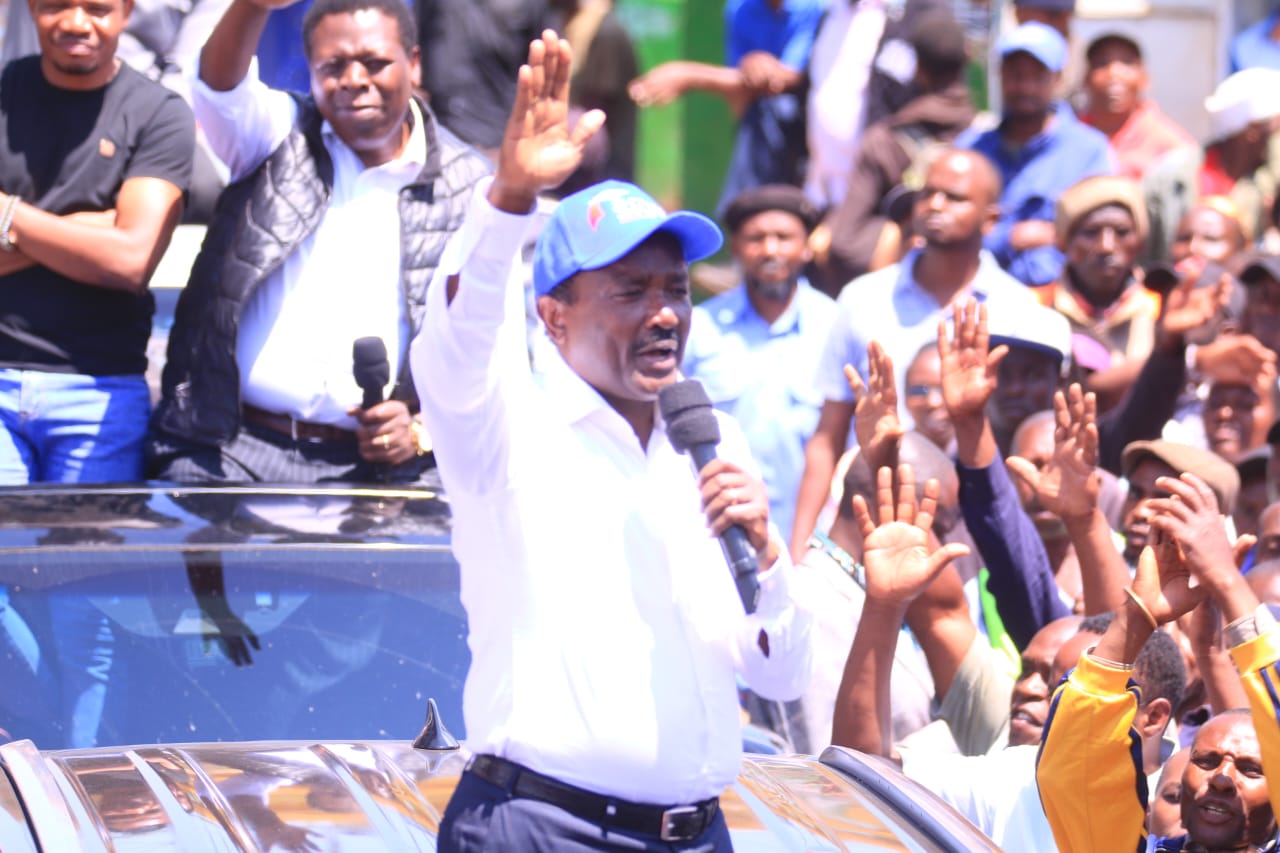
[411,697,460,751]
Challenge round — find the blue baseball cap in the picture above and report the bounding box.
[533,180,723,297]
[996,21,1067,73]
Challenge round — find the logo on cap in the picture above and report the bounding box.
[585,186,665,232]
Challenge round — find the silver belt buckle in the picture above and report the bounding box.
[659,805,701,841]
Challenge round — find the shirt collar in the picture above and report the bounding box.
[721,279,813,336]
[320,98,428,176]
[894,249,1000,297]
[538,346,666,452]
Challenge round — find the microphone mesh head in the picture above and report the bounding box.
[353,337,390,389]
[659,380,719,452]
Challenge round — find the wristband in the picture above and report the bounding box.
[1123,587,1158,630]
[1086,647,1135,671]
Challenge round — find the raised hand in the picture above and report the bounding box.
[846,341,903,474]
[1158,264,1231,344]
[938,299,1007,423]
[1146,473,1238,593]
[1006,384,1100,523]
[852,464,970,606]
[491,31,606,211]
[1128,522,1206,628]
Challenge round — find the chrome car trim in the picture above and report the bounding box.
[130,747,255,852]
[310,743,435,850]
[0,760,38,853]
[820,745,1003,852]
[0,740,104,852]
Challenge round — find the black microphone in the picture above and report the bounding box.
[659,379,761,614]
[353,337,390,410]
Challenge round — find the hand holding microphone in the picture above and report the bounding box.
[350,337,415,464]
[660,379,769,614]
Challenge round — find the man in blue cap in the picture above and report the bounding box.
[412,30,812,852]
[958,20,1114,287]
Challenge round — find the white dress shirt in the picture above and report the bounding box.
[410,179,813,805]
[191,62,420,428]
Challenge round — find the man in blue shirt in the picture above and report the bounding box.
[1232,6,1280,74]
[683,184,834,543]
[958,21,1114,286]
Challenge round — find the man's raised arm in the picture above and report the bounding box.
[831,464,969,755]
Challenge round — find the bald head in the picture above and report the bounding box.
[929,148,1003,208]
[915,149,1003,251]
[1011,409,1056,458]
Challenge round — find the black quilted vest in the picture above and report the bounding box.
[154,96,490,445]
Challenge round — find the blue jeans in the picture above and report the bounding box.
[0,368,150,484]
[0,368,147,747]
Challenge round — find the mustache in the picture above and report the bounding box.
[636,327,680,349]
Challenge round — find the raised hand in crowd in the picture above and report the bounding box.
[856,465,970,607]
[1159,264,1278,384]
[937,299,1005,468]
[844,340,904,478]
[832,464,969,756]
[1148,473,1262,623]
[1007,385,1100,526]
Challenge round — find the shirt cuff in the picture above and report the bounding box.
[190,54,266,111]
[1076,651,1139,694]
[754,543,795,619]
[439,176,533,282]
[1225,603,1278,649]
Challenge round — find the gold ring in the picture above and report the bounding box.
[379,434,392,449]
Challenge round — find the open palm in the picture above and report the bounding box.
[938,300,1005,421]
[1007,385,1099,522]
[497,32,605,199]
[854,465,970,606]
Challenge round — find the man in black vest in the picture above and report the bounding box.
[148,0,489,484]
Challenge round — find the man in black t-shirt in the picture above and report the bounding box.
[0,0,192,485]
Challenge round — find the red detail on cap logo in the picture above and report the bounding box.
[587,201,605,231]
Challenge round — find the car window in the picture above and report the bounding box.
[0,490,468,751]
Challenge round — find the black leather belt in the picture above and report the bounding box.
[466,754,720,842]
[242,404,356,443]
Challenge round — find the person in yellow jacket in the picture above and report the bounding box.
[1037,470,1279,853]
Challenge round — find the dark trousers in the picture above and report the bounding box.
[146,424,437,487]
[438,769,734,853]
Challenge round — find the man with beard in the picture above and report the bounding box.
[1038,472,1280,853]
[683,184,834,542]
[790,146,1044,559]
[958,21,1113,286]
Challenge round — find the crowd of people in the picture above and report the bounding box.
[8,0,1280,848]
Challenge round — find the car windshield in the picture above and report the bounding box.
[0,487,468,750]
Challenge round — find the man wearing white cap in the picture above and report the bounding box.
[1146,68,1280,262]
